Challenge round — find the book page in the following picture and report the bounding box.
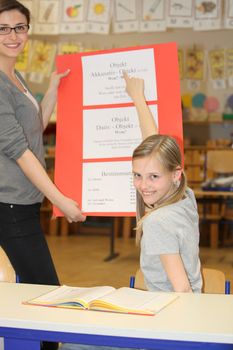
[90,287,178,314]
[26,285,115,307]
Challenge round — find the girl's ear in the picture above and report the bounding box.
[173,168,182,183]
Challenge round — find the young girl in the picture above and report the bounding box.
[124,72,202,293]
[60,73,202,350]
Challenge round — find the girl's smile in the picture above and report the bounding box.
[132,155,179,206]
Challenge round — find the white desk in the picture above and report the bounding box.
[0,283,233,350]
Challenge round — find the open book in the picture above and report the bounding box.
[24,285,178,316]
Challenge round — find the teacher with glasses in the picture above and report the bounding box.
[0,2,86,348]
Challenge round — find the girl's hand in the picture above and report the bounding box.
[122,72,158,138]
[123,71,145,102]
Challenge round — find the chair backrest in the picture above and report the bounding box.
[202,267,226,294]
[133,267,227,294]
[0,247,16,282]
[206,150,233,179]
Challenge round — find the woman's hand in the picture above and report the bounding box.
[17,149,86,224]
[58,196,86,223]
[48,69,71,93]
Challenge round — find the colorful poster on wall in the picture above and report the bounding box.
[58,42,83,55]
[55,43,183,216]
[208,49,226,89]
[185,47,204,90]
[15,41,31,74]
[178,48,184,80]
[28,41,57,83]
[226,48,233,87]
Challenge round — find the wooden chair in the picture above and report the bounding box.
[205,150,233,178]
[198,150,233,248]
[131,267,230,294]
[201,267,226,294]
[0,247,15,282]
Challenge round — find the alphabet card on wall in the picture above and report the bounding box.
[60,0,87,33]
[193,0,221,31]
[112,0,139,33]
[86,0,112,34]
[139,0,167,32]
[19,0,35,33]
[33,0,61,35]
[224,0,233,29]
[55,43,183,216]
[166,0,194,28]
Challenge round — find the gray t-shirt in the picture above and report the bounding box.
[140,188,202,293]
[0,71,45,204]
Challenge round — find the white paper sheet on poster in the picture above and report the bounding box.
[81,48,157,106]
[82,161,136,213]
[83,105,158,159]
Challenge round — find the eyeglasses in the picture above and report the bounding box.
[0,24,30,35]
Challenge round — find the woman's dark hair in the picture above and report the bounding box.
[0,0,30,24]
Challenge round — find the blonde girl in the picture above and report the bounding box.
[124,72,202,293]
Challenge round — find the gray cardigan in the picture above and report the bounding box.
[0,71,45,204]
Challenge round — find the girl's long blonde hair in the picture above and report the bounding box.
[133,134,187,245]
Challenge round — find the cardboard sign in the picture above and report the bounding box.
[55,43,183,216]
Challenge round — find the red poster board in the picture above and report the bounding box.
[55,43,183,217]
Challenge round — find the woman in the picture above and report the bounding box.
[0,1,86,291]
[0,3,86,349]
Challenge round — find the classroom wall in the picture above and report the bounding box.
[29,28,233,144]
